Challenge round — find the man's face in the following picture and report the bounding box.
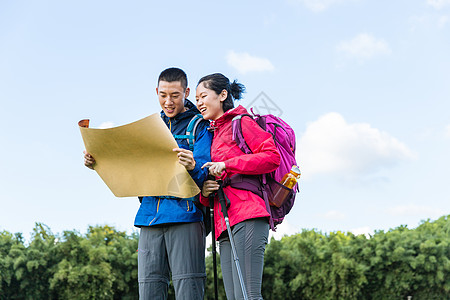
[157,81,190,118]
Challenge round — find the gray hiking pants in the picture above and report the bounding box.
[138,222,206,300]
[218,218,269,300]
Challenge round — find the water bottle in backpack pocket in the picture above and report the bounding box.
[269,165,301,207]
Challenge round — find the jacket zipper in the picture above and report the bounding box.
[148,198,161,225]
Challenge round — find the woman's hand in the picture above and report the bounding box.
[202,180,220,197]
[173,148,196,171]
[83,150,96,170]
[202,162,226,177]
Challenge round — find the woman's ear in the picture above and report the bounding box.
[220,89,227,102]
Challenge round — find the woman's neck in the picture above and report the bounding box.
[212,109,225,121]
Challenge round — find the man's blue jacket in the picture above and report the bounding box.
[134,99,212,227]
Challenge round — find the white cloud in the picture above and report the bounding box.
[226,51,274,74]
[269,221,299,240]
[98,121,115,129]
[386,204,445,218]
[427,0,450,9]
[298,112,416,177]
[336,33,391,61]
[291,0,355,12]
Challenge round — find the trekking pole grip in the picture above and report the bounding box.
[216,180,230,219]
[206,173,217,205]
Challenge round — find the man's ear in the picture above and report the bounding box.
[156,87,159,95]
[184,87,190,99]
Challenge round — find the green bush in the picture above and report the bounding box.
[0,224,138,300]
[0,215,449,299]
[262,215,450,299]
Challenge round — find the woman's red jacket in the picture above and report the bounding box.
[200,105,281,239]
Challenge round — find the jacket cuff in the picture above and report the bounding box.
[199,193,210,207]
[187,162,202,188]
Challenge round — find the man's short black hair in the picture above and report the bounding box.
[158,67,188,90]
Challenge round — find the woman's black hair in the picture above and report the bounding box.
[197,73,245,112]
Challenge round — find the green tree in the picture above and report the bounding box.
[0,231,25,299]
[0,224,60,300]
[361,215,450,299]
[1,215,449,299]
[50,225,162,299]
[263,230,367,300]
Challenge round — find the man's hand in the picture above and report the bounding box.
[83,150,96,170]
[201,179,220,197]
[202,162,226,177]
[173,148,196,171]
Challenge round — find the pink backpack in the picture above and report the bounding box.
[225,109,299,230]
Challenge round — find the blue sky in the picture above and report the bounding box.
[1,0,449,241]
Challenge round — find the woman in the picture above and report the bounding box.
[196,73,280,300]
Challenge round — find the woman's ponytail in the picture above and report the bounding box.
[230,80,245,101]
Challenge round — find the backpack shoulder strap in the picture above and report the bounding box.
[185,114,203,151]
[187,114,203,137]
[231,114,254,154]
[172,114,203,151]
[231,113,279,231]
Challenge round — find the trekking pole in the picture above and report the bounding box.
[207,175,219,300]
[216,181,249,300]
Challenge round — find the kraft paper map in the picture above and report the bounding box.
[78,114,200,198]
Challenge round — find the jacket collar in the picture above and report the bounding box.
[211,105,248,129]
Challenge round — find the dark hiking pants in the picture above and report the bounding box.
[218,218,269,300]
[138,222,206,300]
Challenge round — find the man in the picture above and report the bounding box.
[84,67,212,299]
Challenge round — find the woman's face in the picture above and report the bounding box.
[196,82,226,120]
